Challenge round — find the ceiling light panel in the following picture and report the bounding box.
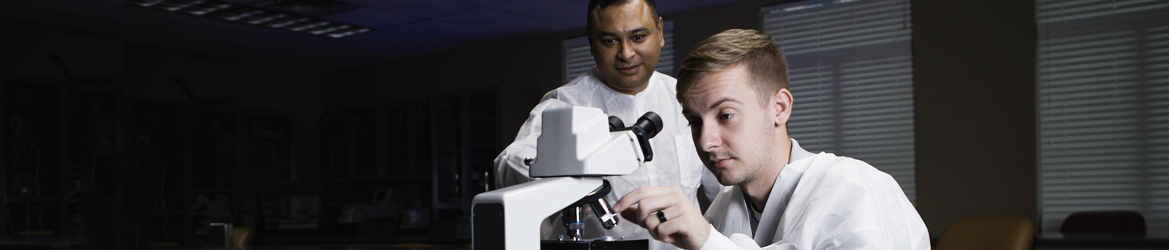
[126,0,372,38]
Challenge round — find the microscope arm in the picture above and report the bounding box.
[471,107,662,249]
[472,176,605,250]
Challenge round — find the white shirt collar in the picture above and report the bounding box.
[789,138,815,164]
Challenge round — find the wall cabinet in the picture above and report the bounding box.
[186,108,295,243]
[2,80,67,239]
[0,77,295,248]
[320,90,499,240]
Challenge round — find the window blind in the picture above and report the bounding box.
[762,0,916,203]
[563,20,675,83]
[1037,0,1169,237]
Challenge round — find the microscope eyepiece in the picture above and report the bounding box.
[631,112,663,139]
[606,112,663,162]
[608,116,625,130]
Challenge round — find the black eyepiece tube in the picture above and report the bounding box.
[608,116,625,130]
[631,112,663,139]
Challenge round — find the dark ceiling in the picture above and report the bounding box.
[2,0,748,71]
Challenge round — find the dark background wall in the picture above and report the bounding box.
[320,32,572,144]
[0,23,123,83]
[912,0,1038,239]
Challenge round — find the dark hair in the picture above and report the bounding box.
[586,0,660,35]
[677,29,789,107]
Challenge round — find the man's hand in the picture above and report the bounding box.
[614,186,711,249]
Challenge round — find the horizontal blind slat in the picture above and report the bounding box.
[763,0,916,203]
[1038,0,1169,237]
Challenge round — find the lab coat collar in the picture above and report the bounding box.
[752,138,815,245]
[789,138,815,164]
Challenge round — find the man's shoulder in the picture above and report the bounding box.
[802,153,894,186]
[563,67,606,87]
[653,70,678,83]
[547,71,604,97]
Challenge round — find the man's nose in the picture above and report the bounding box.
[700,123,720,151]
[616,40,635,61]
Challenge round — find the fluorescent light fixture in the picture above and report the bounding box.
[126,0,372,38]
[287,20,329,32]
[266,17,309,28]
[326,27,369,39]
[243,13,287,25]
[126,0,165,7]
[213,8,263,21]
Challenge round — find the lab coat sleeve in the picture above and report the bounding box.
[699,225,796,250]
[493,97,572,188]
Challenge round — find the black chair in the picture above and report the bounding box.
[1060,211,1146,238]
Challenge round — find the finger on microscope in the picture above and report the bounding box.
[613,186,673,212]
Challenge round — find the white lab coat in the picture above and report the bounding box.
[495,67,722,250]
[701,139,930,250]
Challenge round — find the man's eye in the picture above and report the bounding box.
[603,38,617,44]
[634,35,646,41]
[719,113,733,120]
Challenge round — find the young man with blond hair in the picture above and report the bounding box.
[614,29,930,250]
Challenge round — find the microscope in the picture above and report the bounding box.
[471,106,663,250]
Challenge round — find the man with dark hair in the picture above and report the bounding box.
[493,0,721,249]
[582,0,662,96]
[614,29,930,250]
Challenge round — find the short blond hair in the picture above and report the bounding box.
[676,29,788,106]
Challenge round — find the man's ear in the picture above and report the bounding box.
[657,17,665,47]
[773,88,793,127]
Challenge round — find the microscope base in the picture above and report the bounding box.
[540,239,648,250]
